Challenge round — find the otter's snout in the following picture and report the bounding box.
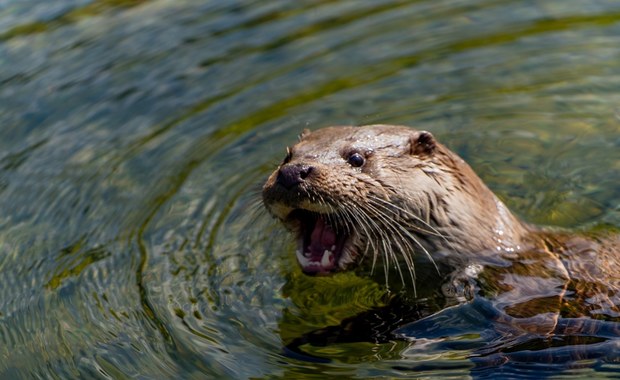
[276,164,314,189]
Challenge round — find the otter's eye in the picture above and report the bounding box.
[347,152,365,167]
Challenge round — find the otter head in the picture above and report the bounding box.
[262,125,525,277]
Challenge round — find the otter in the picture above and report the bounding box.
[262,124,620,343]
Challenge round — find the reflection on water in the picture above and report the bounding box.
[0,0,619,378]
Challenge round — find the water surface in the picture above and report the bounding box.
[0,0,619,378]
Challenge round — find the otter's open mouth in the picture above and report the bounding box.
[288,210,353,275]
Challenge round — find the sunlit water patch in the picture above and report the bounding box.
[0,0,619,378]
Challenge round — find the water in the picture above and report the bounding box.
[0,0,619,378]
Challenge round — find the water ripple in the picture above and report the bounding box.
[0,0,619,378]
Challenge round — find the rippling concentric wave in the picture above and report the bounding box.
[0,0,619,378]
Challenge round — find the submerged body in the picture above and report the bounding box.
[262,124,620,337]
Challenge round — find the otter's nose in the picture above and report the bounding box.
[276,164,313,189]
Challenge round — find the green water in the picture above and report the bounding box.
[0,0,619,378]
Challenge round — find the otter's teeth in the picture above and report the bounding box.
[321,249,333,267]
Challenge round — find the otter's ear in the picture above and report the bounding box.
[410,131,436,156]
[298,128,311,141]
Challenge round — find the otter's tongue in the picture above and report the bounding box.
[309,217,336,256]
[298,217,338,274]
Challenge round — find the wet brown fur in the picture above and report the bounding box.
[262,124,620,328]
